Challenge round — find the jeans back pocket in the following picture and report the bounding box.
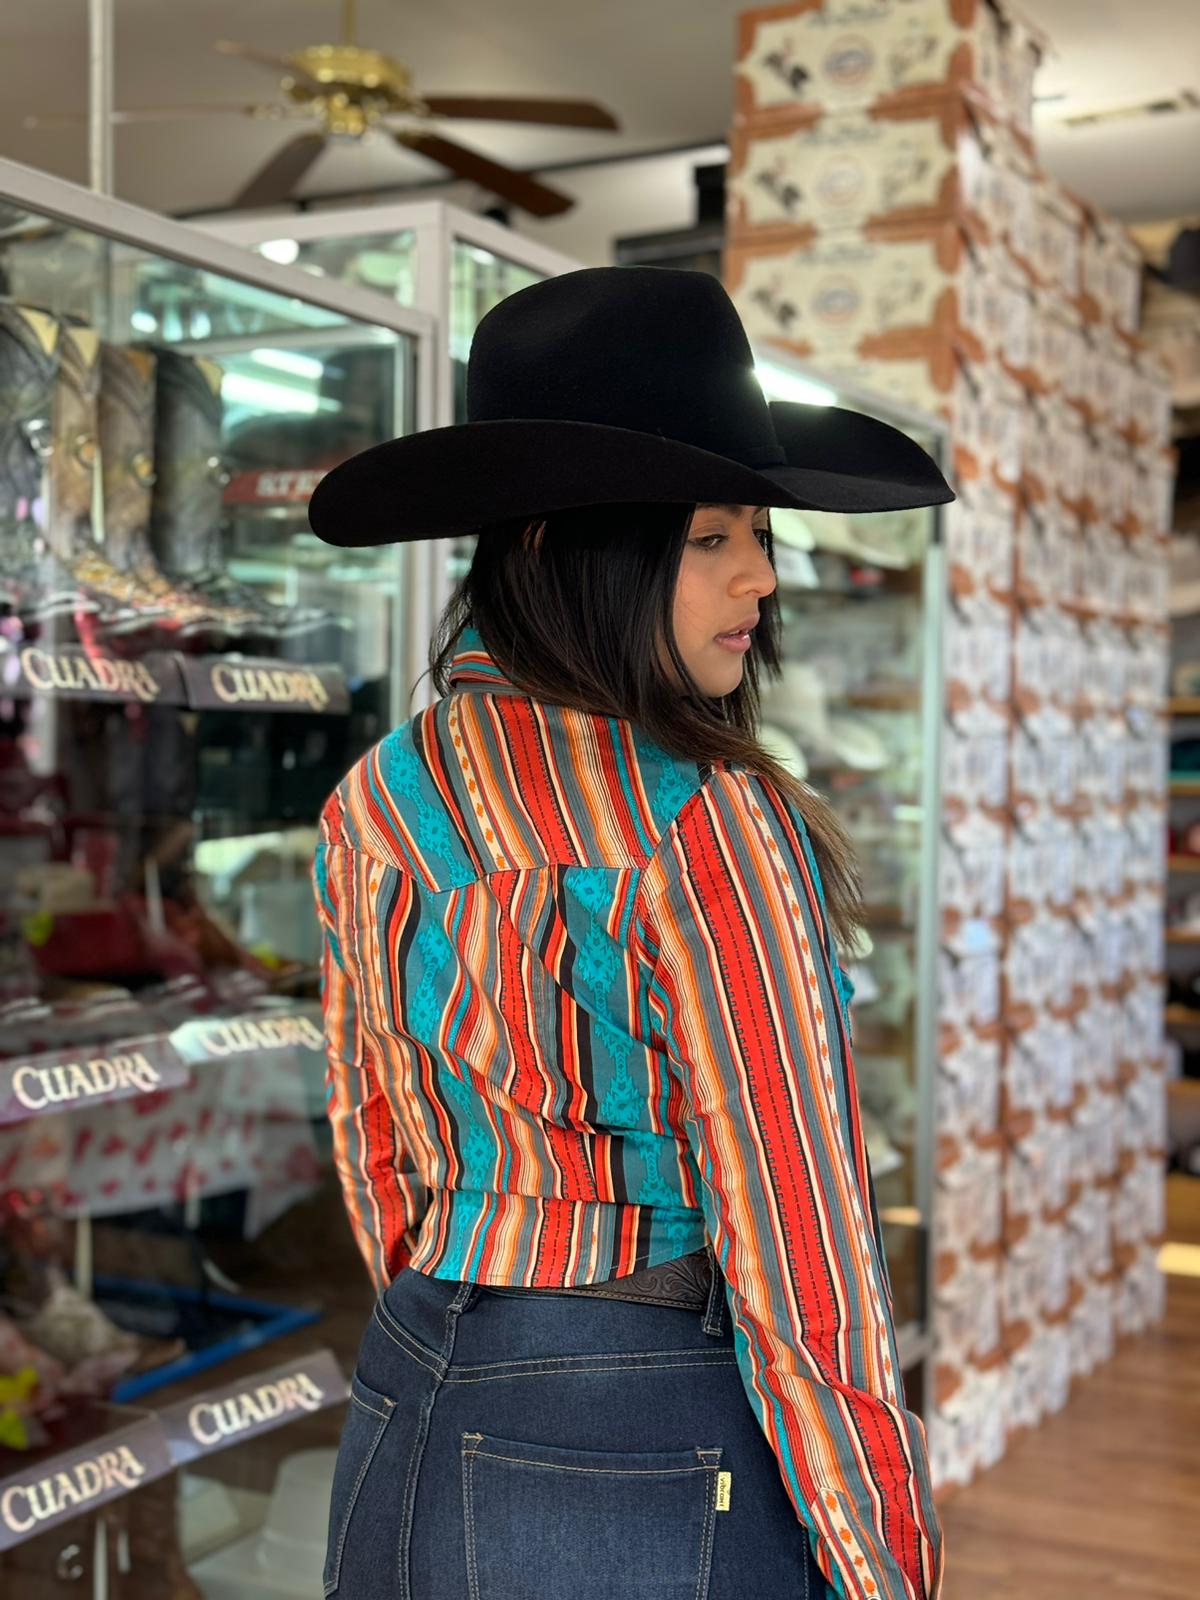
[461,1431,722,1600]
[323,1375,396,1596]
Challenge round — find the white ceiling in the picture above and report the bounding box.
[1,0,1199,224]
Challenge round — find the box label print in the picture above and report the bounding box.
[735,0,1007,119]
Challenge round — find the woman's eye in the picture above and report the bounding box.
[691,534,725,551]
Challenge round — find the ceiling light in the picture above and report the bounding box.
[259,237,301,266]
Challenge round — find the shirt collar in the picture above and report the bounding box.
[446,625,524,694]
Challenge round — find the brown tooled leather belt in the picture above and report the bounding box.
[531,1247,715,1311]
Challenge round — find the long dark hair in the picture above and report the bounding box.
[428,503,862,947]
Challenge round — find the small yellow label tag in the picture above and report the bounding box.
[715,1471,732,1512]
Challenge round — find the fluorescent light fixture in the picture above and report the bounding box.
[130,309,158,334]
[755,361,838,408]
[260,237,300,266]
[250,347,326,380]
[221,371,322,415]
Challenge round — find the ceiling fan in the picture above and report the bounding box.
[26,0,619,217]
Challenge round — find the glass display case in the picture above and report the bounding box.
[0,157,433,1595]
[203,200,581,711]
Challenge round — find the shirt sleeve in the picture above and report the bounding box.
[313,817,426,1295]
[635,767,943,1600]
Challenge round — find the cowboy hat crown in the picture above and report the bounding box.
[308,265,952,546]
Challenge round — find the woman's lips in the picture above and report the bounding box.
[714,628,753,654]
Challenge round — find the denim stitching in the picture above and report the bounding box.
[349,1392,394,1423]
[462,1435,481,1600]
[450,1346,724,1371]
[485,1290,708,1311]
[375,1299,446,1371]
[394,1291,464,1597]
[468,1450,715,1476]
[694,1448,722,1600]
[445,1356,738,1385]
[372,1307,446,1376]
[323,1402,391,1596]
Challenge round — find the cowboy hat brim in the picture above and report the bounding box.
[307,402,954,547]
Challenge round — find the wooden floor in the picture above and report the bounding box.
[940,1175,1200,1599]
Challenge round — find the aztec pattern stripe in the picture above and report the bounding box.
[313,626,942,1600]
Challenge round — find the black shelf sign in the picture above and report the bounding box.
[0,645,187,705]
[158,1349,348,1468]
[179,656,350,715]
[0,1035,190,1127]
[0,1415,173,1552]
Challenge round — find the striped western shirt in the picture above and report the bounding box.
[313,626,942,1600]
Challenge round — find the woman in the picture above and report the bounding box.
[308,267,952,1600]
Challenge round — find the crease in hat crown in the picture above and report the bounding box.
[465,266,788,468]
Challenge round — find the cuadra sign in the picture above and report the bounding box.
[0,1040,189,1126]
[1,1446,145,1535]
[12,1051,162,1111]
[0,1439,160,1543]
[186,1372,326,1448]
[210,664,331,710]
[182,1013,325,1061]
[19,647,166,704]
[159,1351,347,1467]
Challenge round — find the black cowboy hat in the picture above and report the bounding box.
[308,265,953,547]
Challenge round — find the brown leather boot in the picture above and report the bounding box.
[99,342,255,645]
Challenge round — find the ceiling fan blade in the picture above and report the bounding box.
[399,131,573,217]
[25,103,272,128]
[419,95,619,131]
[215,40,324,92]
[231,132,328,210]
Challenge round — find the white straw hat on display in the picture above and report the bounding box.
[762,662,889,771]
[758,720,809,780]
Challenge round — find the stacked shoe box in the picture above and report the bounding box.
[728,0,1173,1487]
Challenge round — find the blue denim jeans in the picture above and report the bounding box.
[323,1262,826,1599]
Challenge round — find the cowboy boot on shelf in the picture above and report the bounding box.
[0,303,109,633]
[42,320,195,645]
[149,347,335,651]
[98,342,253,646]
